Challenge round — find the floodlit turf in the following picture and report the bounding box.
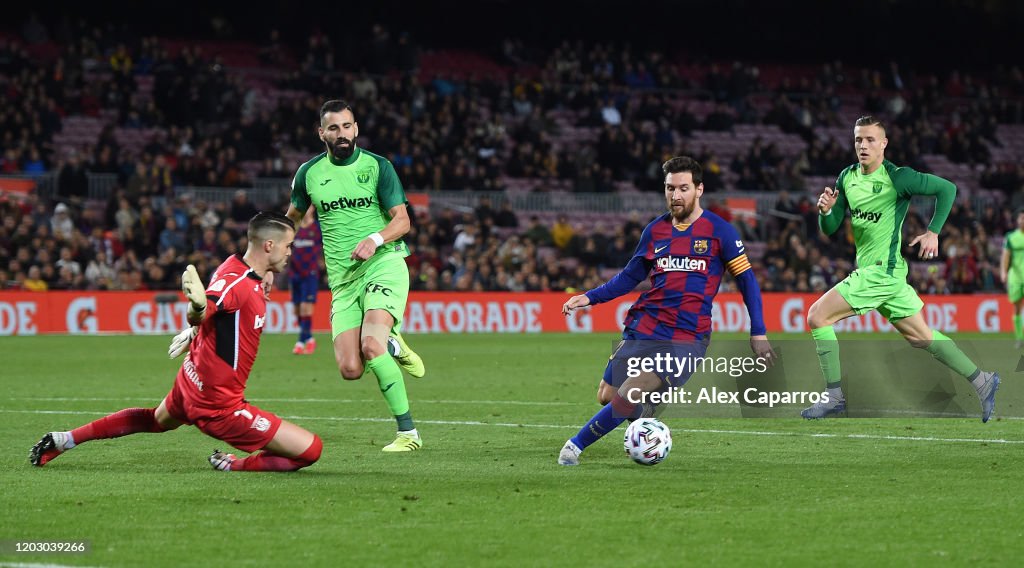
[2,333,1023,566]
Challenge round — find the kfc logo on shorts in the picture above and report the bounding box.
[252,416,271,432]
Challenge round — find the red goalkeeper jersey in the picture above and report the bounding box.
[178,255,267,412]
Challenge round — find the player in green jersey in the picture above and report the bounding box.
[1001,210,1024,349]
[801,116,1000,422]
[286,100,425,452]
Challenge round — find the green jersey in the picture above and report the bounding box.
[290,147,409,289]
[819,160,956,275]
[1005,229,1024,283]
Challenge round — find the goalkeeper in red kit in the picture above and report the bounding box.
[29,212,323,472]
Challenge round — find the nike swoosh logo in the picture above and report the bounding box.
[654,246,668,254]
[386,305,396,310]
[320,179,331,185]
[382,383,396,393]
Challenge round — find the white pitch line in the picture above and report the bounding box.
[0,563,105,568]
[5,408,1023,445]
[6,397,583,406]
[8,396,1020,419]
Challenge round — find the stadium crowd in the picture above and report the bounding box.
[1,17,1022,295]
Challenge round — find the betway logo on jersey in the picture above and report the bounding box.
[320,196,375,212]
[851,208,882,223]
[655,256,708,273]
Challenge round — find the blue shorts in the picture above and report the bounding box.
[290,274,319,305]
[602,331,709,390]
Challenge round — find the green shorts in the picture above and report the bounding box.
[1008,278,1024,304]
[330,257,410,339]
[836,264,924,322]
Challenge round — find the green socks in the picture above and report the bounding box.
[926,330,980,380]
[366,353,415,430]
[1014,314,1023,342]
[811,326,842,389]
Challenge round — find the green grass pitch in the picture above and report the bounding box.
[1,333,1022,566]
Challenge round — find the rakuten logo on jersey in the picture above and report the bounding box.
[655,256,708,273]
[320,196,375,212]
[850,208,882,223]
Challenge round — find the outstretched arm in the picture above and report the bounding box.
[584,255,650,306]
[563,256,650,315]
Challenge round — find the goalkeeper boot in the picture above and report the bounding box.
[29,432,73,466]
[209,449,237,471]
[304,337,317,354]
[976,371,1000,423]
[292,341,305,355]
[382,430,422,452]
[800,397,847,419]
[388,332,425,378]
[557,440,582,466]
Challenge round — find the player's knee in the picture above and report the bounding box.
[904,334,931,349]
[294,434,323,468]
[360,336,386,360]
[806,301,828,329]
[338,361,363,380]
[597,383,614,405]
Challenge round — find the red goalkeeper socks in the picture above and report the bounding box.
[70,407,166,444]
[231,435,322,472]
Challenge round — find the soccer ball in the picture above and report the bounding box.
[623,418,672,466]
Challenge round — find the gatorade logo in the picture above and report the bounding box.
[850,208,882,223]
[320,196,375,212]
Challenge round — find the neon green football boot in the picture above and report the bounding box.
[387,332,425,378]
[382,430,423,452]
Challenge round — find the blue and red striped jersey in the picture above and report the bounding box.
[586,210,760,340]
[289,221,322,278]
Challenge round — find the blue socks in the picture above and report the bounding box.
[299,316,312,342]
[570,394,638,450]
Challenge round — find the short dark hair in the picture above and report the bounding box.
[662,156,703,186]
[855,115,886,134]
[248,211,295,242]
[320,99,354,124]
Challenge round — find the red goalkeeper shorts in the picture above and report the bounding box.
[164,375,283,453]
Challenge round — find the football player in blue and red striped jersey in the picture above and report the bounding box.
[289,207,323,354]
[558,156,775,465]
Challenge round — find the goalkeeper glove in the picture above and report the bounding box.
[168,326,198,359]
[181,264,206,320]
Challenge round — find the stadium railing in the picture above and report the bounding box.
[172,185,285,208]
[87,173,120,201]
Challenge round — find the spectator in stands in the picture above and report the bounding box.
[23,265,48,291]
[50,203,74,240]
[551,214,574,250]
[57,153,90,205]
[226,190,258,234]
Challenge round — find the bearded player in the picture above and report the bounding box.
[286,99,425,452]
[558,156,776,466]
